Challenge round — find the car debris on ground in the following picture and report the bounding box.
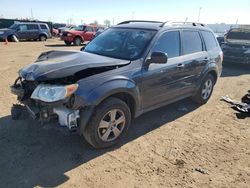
[221,90,250,114]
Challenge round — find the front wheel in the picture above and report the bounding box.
[64,41,72,46]
[83,97,131,149]
[192,74,215,104]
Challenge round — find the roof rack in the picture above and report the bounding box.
[118,20,163,25]
[161,21,206,27]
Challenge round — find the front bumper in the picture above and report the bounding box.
[10,79,80,130]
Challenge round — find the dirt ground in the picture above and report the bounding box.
[0,39,249,188]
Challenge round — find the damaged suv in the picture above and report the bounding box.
[222,28,250,64]
[11,21,223,148]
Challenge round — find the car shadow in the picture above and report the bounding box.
[0,98,199,187]
[221,63,250,77]
[45,44,77,47]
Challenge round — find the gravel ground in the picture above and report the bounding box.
[0,39,249,188]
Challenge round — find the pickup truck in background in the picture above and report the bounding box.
[62,25,97,46]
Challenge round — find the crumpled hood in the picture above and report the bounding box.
[20,50,130,81]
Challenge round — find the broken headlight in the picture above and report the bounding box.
[31,84,78,102]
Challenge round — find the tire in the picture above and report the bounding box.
[192,74,215,104]
[83,97,131,149]
[73,37,82,46]
[64,41,72,46]
[39,35,47,41]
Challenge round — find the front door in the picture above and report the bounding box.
[16,24,28,39]
[141,30,194,109]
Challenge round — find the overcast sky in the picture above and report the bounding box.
[1,0,249,25]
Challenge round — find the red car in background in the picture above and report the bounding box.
[62,25,97,46]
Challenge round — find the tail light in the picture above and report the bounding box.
[220,51,223,63]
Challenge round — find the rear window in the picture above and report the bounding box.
[27,24,39,30]
[183,30,203,55]
[40,24,48,30]
[201,31,218,51]
[227,29,250,40]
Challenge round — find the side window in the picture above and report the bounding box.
[201,31,218,51]
[27,24,39,30]
[183,30,203,55]
[19,25,28,31]
[86,26,94,32]
[40,24,48,30]
[152,31,180,58]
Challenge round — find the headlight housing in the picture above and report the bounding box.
[67,33,73,37]
[31,84,78,102]
[0,31,4,35]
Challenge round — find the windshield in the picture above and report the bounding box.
[9,24,18,29]
[227,28,250,40]
[84,28,156,60]
[76,25,86,31]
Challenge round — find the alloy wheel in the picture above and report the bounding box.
[98,109,126,142]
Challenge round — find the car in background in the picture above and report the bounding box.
[0,22,51,41]
[62,25,97,46]
[52,28,59,37]
[58,25,76,35]
[222,28,250,64]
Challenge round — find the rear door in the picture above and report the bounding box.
[84,26,95,41]
[27,24,39,39]
[180,30,209,85]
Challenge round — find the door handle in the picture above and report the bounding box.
[177,63,185,68]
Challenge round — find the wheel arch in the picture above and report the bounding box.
[83,79,141,118]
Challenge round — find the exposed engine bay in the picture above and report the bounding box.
[10,50,130,130]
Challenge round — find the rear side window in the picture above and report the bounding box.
[40,24,48,30]
[27,24,39,30]
[201,31,217,51]
[86,26,94,32]
[152,31,180,58]
[19,25,28,31]
[183,30,203,55]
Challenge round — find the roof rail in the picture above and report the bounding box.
[160,21,207,27]
[118,20,163,25]
[171,21,206,27]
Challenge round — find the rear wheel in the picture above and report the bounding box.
[192,74,215,104]
[73,37,82,46]
[39,35,47,41]
[83,97,131,149]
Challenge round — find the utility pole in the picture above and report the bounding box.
[31,8,34,20]
[131,11,135,19]
[198,7,202,22]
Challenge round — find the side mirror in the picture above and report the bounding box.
[147,52,168,64]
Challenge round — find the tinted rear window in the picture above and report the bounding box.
[183,30,203,55]
[27,24,39,30]
[227,29,250,40]
[201,31,217,51]
[40,24,48,29]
